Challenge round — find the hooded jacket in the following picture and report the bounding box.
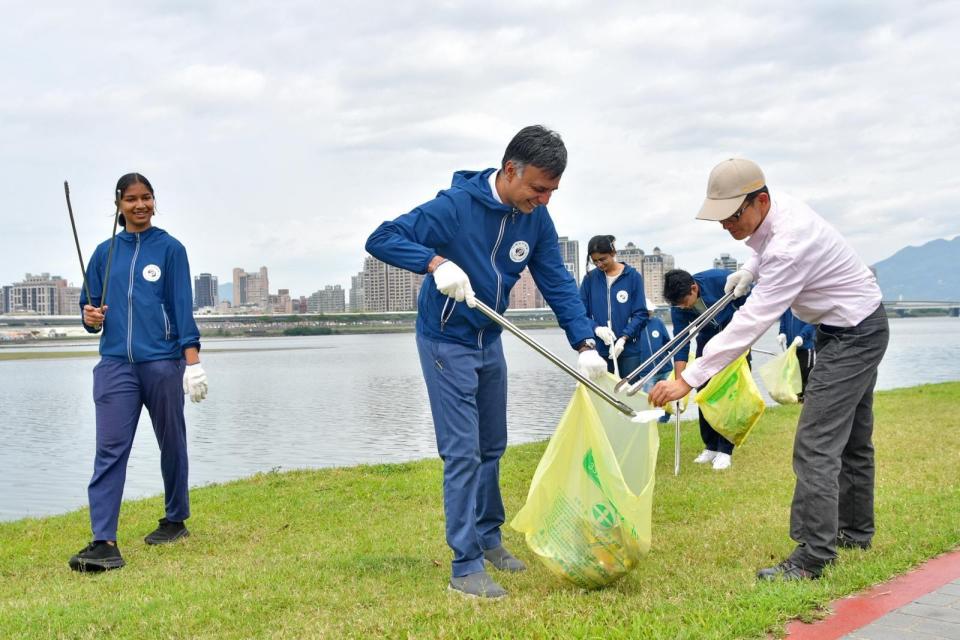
[365,168,593,349]
[671,269,747,362]
[636,316,674,378]
[80,226,201,362]
[579,262,649,359]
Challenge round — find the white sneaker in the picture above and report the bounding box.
[693,449,718,464]
[712,453,732,470]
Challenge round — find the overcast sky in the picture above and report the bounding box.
[2,1,958,297]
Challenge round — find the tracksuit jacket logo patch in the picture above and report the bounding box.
[142,264,162,282]
[509,241,529,262]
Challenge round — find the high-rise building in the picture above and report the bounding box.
[642,247,675,306]
[594,243,674,306]
[713,253,739,272]
[232,266,269,310]
[349,273,364,312]
[273,289,294,314]
[7,273,77,315]
[508,268,545,309]
[194,273,219,310]
[361,256,424,312]
[557,236,580,284]
[1,285,11,314]
[308,285,346,313]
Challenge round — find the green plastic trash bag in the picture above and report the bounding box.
[511,375,659,589]
[757,337,803,404]
[694,352,765,447]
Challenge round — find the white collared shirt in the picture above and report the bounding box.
[681,191,882,388]
[488,170,502,204]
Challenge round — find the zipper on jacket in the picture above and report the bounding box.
[440,298,454,332]
[126,233,141,362]
[478,212,511,349]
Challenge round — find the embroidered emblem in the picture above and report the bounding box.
[142,265,161,282]
[616,290,629,303]
[509,241,530,263]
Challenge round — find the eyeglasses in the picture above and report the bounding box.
[720,198,751,225]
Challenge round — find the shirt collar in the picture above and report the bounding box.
[488,170,503,204]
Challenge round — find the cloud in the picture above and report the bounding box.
[1,1,959,298]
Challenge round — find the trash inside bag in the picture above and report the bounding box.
[694,352,765,447]
[757,338,803,405]
[511,375,658,589]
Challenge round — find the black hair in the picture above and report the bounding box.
[587,235,616,256]
[743,185,769,207]
[663,269,696,306]
[501,125,567,179]
[115,173,154,228]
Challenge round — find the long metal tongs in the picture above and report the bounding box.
[614,291,737,396]
[471,299,637,418]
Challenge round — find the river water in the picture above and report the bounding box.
[1,317,957,522]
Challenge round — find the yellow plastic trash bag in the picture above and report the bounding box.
[511,375,659,589]
[757,338,802,405]
[694,353,765,447]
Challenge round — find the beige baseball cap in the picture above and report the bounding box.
[696,158,766,221]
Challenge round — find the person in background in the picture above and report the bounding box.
[365,125,607,599]
[650,158,888,581]
[70,173,208,572]
[663,268,747,470]
[579,234,650,377]
[779,308,816,401]
[637,309,674,422]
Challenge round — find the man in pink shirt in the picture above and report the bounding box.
[650,158,889,581]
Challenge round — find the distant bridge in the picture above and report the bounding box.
[882,300,960,317]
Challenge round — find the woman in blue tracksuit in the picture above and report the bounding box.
[579,235,649,377]
[779,308,816,401]
[69,173,208,572]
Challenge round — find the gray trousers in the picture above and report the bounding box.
[788,305,889,571]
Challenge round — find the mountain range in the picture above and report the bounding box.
[872,235,959,301]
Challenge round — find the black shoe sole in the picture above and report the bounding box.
[144,528,190,545]
[68,556,126,572]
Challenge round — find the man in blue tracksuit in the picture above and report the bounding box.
[779,309,816,401]
[365,125,608,598]
[664,268,747,470]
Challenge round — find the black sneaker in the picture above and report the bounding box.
[837,531,871,550]
[144,518,190,545]
[68,541,125,572]
[756,559,819,581]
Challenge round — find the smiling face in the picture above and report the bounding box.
[118,181,155,232]
[499,161,561,213]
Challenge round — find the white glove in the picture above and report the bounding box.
[433,260,476,308]
[611,337,626,360]
[777,333,788,351]
[792,336,803,348]
[594,326,616,346]
[724,269,754,298]
[577,348,607,381]
[183,363,208,403]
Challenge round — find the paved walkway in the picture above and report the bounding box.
[784,549,960,639]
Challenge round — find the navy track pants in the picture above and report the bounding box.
[89,357,189,541]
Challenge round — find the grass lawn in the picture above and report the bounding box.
[1,383,958,639]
